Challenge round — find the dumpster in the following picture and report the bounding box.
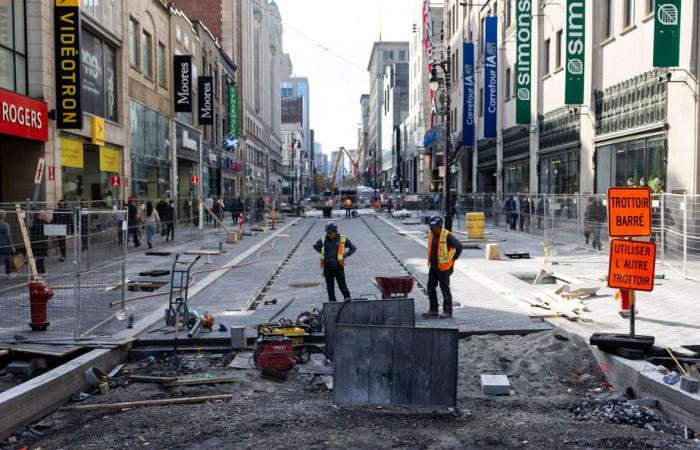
[466,212,485,239]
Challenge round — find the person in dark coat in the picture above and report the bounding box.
[230,197,244,225]
[164,200,175,241]
[53,199,74,261]
[313,222,357,302]
[30,210,49,275]
[0,209,15,275]
[156,199,168,237]
[127,196,141,247]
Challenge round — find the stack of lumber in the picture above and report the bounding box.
[520,283,598,322]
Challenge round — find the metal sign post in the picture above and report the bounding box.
[607,187,655,338]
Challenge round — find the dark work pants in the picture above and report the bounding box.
[427,267,452,314]
[57,237,66,258]
[323,264,351,302]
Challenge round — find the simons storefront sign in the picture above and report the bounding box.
[0,88,48,141]
[565,0,585,105]
[54,0,82,129]
[516,0,532,124]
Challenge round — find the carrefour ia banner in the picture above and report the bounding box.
[516,0,532,124]
[484,16,498,139]
[565,0,585,105]
[462,42,475,147]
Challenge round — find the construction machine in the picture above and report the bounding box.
[328,132,368,190]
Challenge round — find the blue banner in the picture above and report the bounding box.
[484,16,498,139]
[462,42,475,147]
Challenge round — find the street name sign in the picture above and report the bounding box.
[607,187,652,237]
[608,240,656,292]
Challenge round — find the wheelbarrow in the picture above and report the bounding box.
[373,275,415,299]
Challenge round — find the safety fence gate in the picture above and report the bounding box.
[0,207,127,339]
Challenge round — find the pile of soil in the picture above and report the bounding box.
[458,330,603,396]
[4,331,697,450]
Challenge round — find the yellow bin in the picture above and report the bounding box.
[466,212,485,239]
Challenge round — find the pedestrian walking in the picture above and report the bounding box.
[536,197,544,229]
[373,197,381,218]
[0,210,15,276]
[344,197,353,219]
[145,201,161,249]
[589,198,606,250]
[127,196,142,248]
[212,197,223,227]
[313,222,357,302]
[30,210,49,275]
[297,199,305,217]
[387,197,393,217]
[422,215,462,319]
[230,197,244,225]
[159,199,175,241]
[205,194,214,224]
[53,199,74,261]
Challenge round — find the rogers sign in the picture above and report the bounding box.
[0,88,48,142]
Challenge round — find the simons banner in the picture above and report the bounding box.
[516,0,532,124]
[565,0,585,105]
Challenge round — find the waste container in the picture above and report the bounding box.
[466,212,485,239]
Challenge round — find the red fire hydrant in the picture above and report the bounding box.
[29,280,53,331]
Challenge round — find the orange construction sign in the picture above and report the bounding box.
[608,239,656,292]
[607,187,652,237]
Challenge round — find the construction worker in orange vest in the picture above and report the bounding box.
[423,215,462,319]
[344,197,353,219]
[313,222,357,302]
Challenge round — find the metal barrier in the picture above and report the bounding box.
[428,192,700,282]
[0,207,126,338]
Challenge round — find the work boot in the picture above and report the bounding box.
[421,310,439,318]
[439,312,453,319]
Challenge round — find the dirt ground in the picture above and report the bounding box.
[4,331,699,450]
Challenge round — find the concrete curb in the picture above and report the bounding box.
[0,218,301,440]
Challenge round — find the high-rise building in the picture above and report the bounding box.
[367,41,409,191]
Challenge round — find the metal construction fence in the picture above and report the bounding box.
[0,207,126,338]
[402,192,700,282]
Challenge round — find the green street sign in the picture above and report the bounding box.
[228,85,239,136]
[565,0,585,105]
[653,0,681,67]
[515,0,532,124]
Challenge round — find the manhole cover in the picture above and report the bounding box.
[289,282,320,288]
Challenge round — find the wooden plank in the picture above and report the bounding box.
[15,203,38,281]
[197,197,231,233]
[162,377,235,387]
[60,394,233,412]
[129,375,178,383]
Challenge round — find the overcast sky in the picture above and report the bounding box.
[276,0,417,155]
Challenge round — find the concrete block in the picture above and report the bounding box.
[6,361,37,377]
[485,243,500,260]
[681,376,699,394]
[481,374,510,395]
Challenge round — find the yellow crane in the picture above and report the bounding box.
[328,132,369,190]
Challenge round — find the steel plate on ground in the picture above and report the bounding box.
[323,298,415,358]
[332,325,458,407]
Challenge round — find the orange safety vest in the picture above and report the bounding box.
[320,235,347,268]
[427,228,456,272]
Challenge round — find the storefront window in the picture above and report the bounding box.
[81,28,118,122]
[539,150,580,194]
[129,99,170,199]
[504,160,529,193]
[61,142,120,206]
[0,0,26,95]
[595,135,667,192]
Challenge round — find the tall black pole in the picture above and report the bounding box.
[291,137,296,205]
[443,44,453,231]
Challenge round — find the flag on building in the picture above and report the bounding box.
[222,134,241,149]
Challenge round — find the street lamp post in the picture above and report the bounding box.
[290,136,297,205]
[429,44,453,231]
